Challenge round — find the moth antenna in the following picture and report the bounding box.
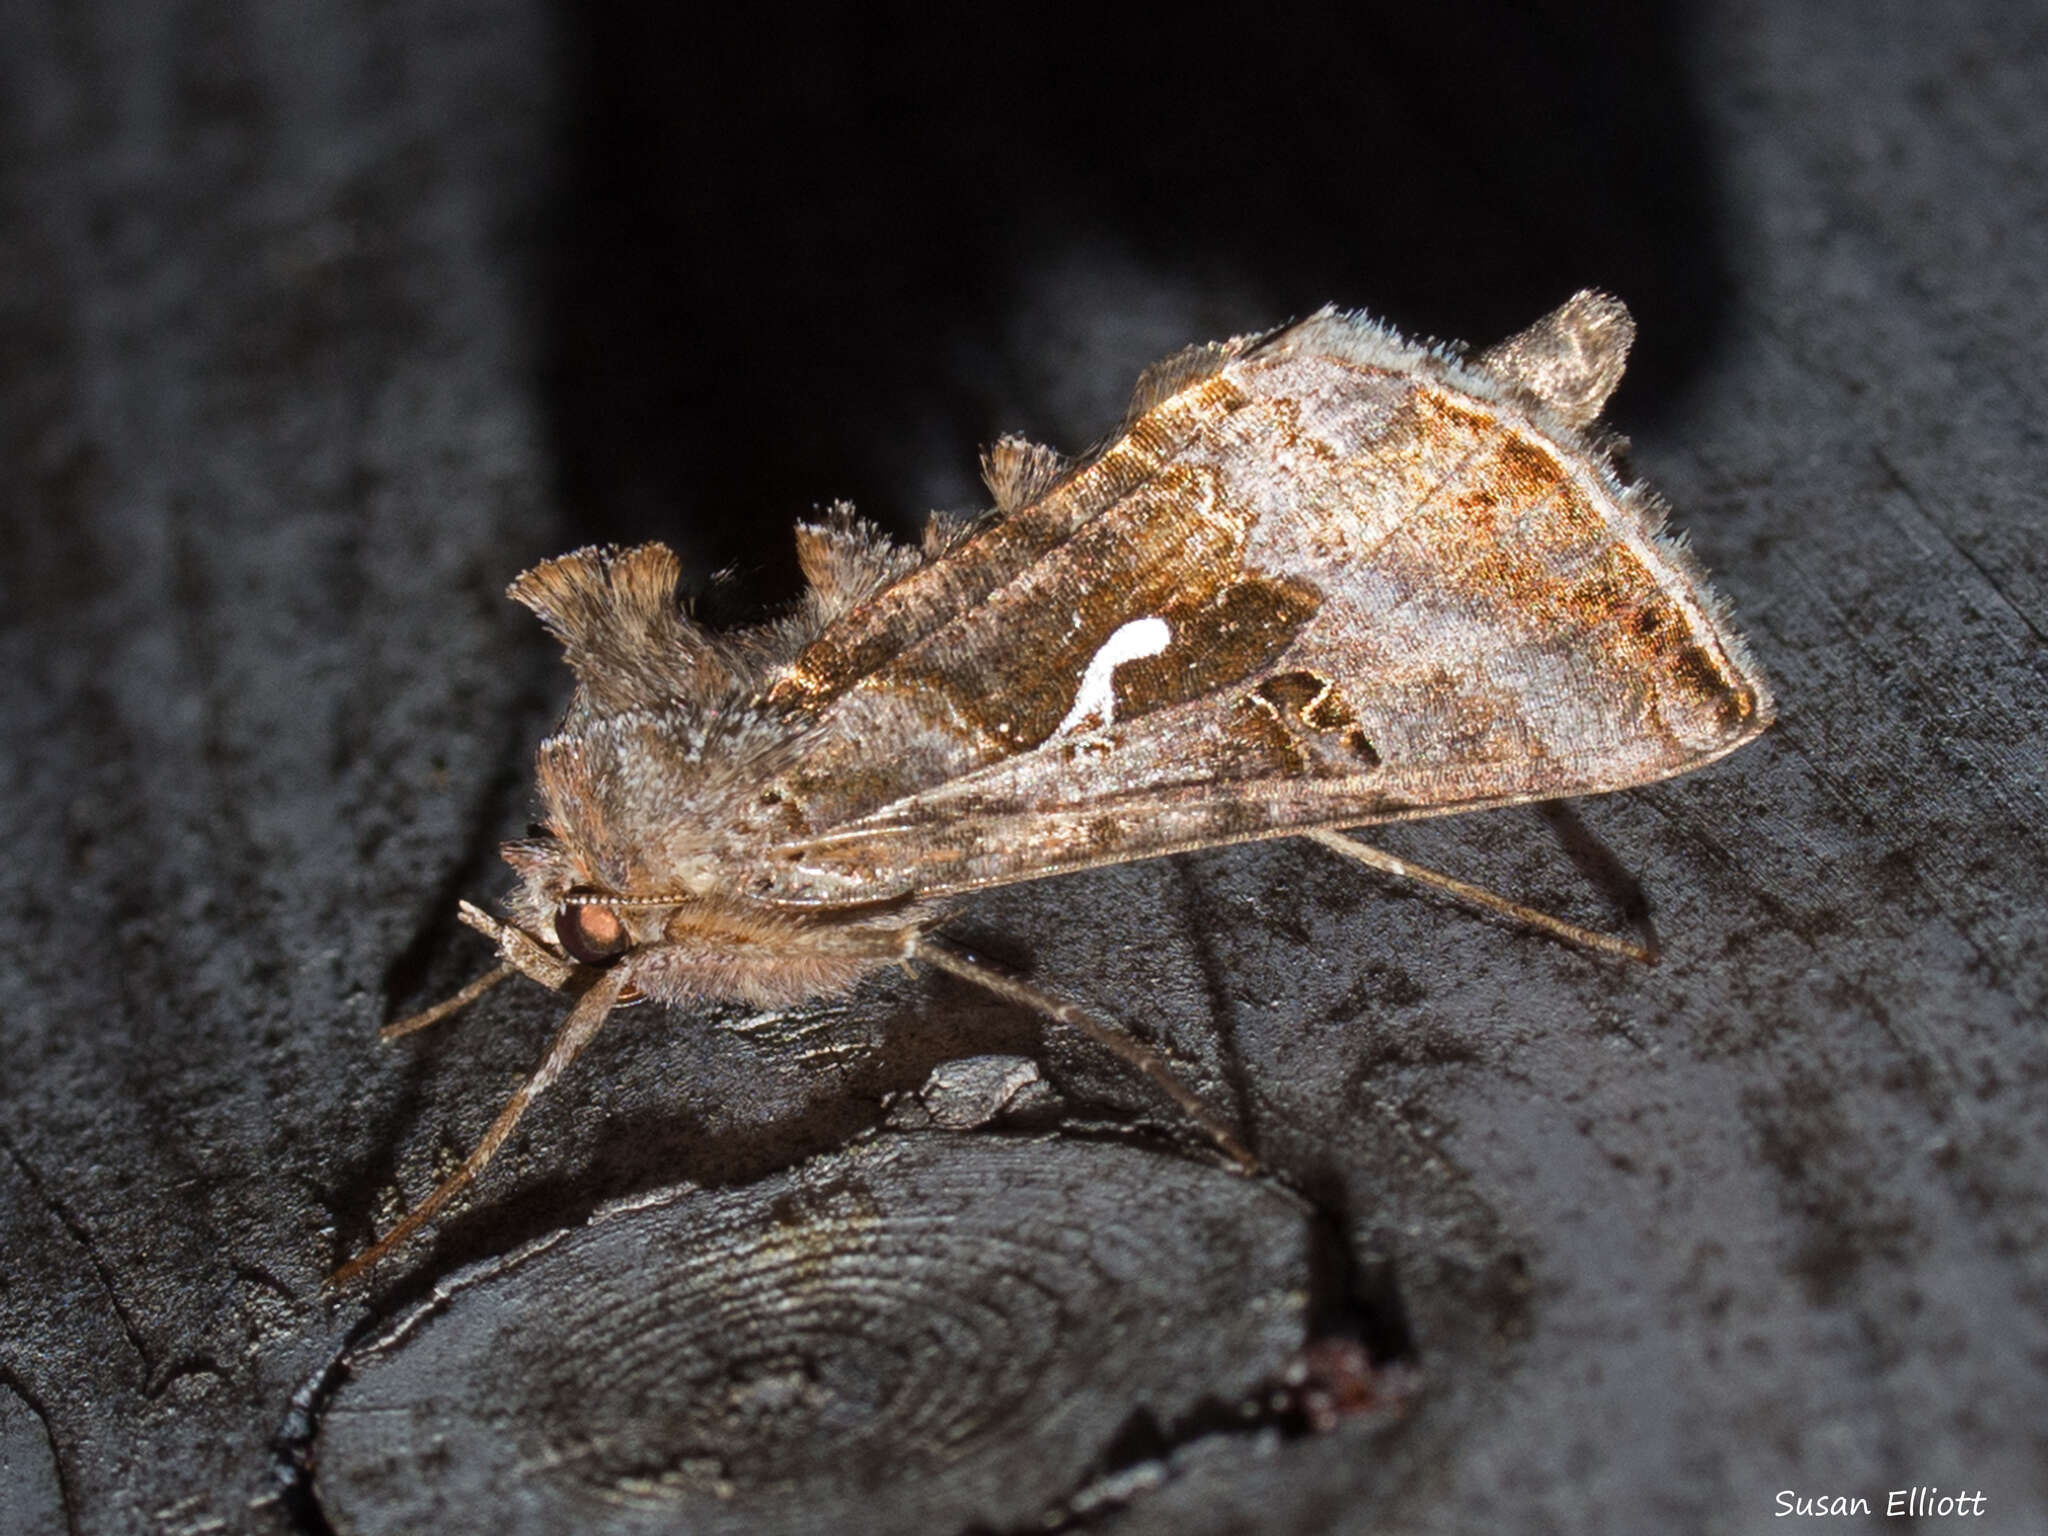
[1301,829,1660,965]
[910,933,1260,1174]
[328,965,635,1289]
[380,962,518,1042]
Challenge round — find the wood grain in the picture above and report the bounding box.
[318,1137,1311,1534]
[2,2,2044,1532]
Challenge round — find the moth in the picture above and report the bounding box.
[331,291,1773,1286]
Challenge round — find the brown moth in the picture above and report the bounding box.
[331,292,1773,1286]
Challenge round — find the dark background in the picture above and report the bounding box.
[3,1,2044,1532]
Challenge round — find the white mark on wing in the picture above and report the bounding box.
[1053,616,1170,737]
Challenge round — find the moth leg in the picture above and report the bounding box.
[459,899,577,990]
[911,933,1260,1174]
[380,962,517,1041]
[380,902,575,1042]
[328,964,634,1289]
[1301,827,1658,965]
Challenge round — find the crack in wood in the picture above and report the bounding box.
[271,1338,354,1536]
[0,1129,156,1387]
[1002,1204,1421,1534]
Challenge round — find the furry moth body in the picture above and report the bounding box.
[332,292,1772,1286]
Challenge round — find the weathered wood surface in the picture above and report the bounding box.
[316,1138,1317,1534]
[2,2,2044,1532]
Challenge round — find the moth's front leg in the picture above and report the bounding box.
[377,902,575,1043]
[456,899,578,990]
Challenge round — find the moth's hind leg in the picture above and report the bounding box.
[911,933,1260,1174]
[1301,827,1659,965]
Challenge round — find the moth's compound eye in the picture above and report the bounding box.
[556,892,630,967]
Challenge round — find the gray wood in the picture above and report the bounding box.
[2,1,2043,1532]
[316,1137,1313,1535]
[0,1384,68,1535]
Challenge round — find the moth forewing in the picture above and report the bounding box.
[751,295,1769,903]
[333,291,1771,1285]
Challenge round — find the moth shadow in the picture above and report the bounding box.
[540,0,1727,577]
[342,977,1089,1305]
[1537,800,1661,955]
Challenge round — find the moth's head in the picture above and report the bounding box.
[494,845,904,1010]
[495,830,669,972]
[485,542,913,1009]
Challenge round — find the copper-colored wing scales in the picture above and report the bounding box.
[766,371,1254,715]
[754,295,1771,904]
